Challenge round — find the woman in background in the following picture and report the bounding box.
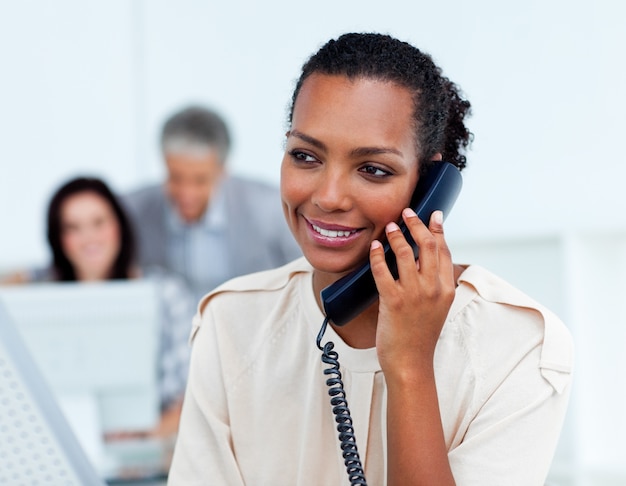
[3,176,194,438]
[46,176,136,282]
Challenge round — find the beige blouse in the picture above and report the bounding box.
[169,257,573,485]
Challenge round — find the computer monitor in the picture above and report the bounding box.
[0,280,161,477]
[0,299,106,485]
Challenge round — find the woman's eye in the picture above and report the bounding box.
[360,165,392,178]
[289,150,318,164]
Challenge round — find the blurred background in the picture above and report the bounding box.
[1,0,624,483]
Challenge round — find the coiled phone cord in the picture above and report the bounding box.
[316,317,368,486]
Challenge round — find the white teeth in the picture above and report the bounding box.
[312,224,356,238]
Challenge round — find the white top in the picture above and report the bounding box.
[169,257,574,486]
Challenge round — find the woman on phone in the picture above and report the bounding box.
[169,33,573,485]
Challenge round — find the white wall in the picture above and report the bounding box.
[1,0,625,482]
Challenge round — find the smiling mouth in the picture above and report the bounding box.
[311,223,358,238]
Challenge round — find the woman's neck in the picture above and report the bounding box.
[75,270,109,282]
[331,302,379,349]
[313,270,379,349]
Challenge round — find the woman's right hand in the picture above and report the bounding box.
[370,208,455,377]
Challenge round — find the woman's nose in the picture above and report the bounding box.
[311,172,353,213]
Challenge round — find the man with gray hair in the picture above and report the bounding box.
[123,105,301,301]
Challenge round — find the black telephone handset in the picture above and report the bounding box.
[320,161,463,327]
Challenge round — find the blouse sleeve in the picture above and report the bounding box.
[448,339,572,485]
[167,303,245,486]
[446,271,574,485]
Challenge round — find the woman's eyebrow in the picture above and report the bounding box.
[350,146,403,157]
[289,130,402,157]
[289,130,326,150]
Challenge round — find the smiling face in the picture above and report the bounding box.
[281,74,420,288]
[60,191,122,281]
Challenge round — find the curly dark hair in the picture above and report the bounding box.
[46,177,136,281]
[288,33,472,174]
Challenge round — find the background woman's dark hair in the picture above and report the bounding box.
[46,177,136,281]
[288,32,473,174]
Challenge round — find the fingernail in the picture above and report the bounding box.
[386,222,400,233]
[403,208,417,218]
[433,210,443,225]
[371,240,382,250]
